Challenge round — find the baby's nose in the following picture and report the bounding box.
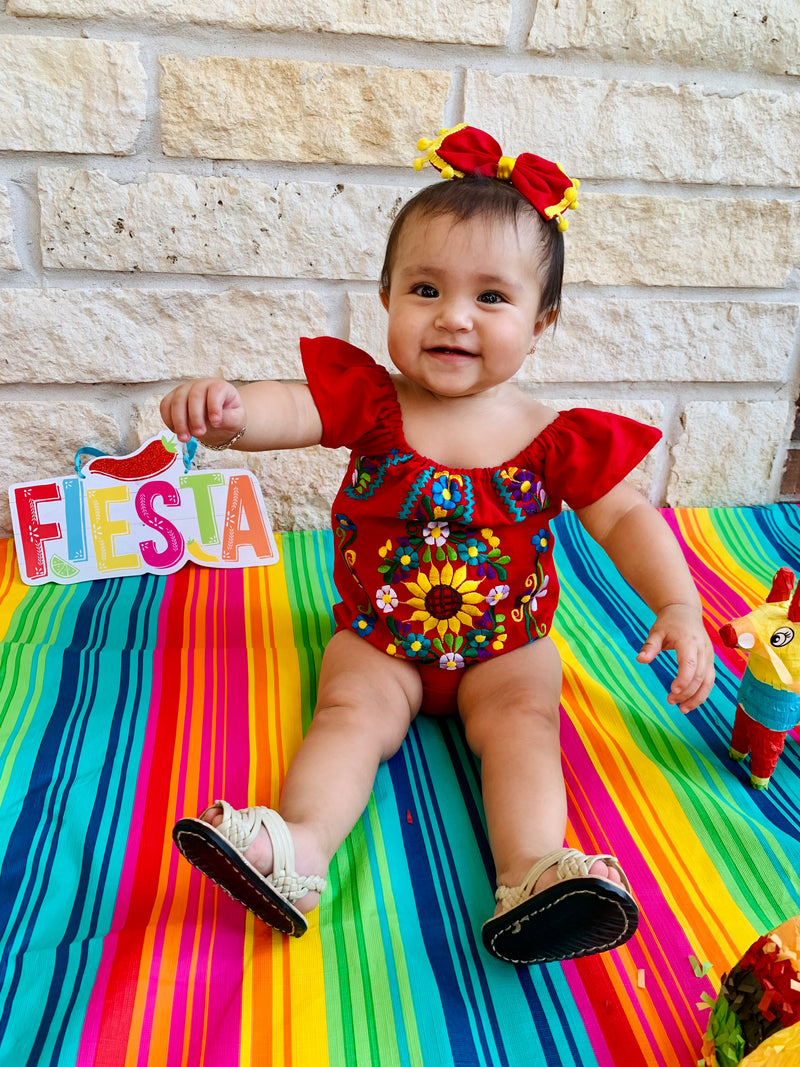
[435,300,472,331]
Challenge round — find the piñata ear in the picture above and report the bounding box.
[768,567,796,603]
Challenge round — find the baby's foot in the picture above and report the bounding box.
[534,856,621,892]
[483,850,638,963]
[203,804,328,914]
[493,853,623,918]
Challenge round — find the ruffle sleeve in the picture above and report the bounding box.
[300,336,402,454]
[538,408,661,510]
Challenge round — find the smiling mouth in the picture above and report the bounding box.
[428,346,476,358]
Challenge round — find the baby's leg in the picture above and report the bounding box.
[458,637,620,909]
[205,629,422,912]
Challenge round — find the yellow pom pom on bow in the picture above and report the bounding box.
[411,123,467,180]
[413,123,581,234]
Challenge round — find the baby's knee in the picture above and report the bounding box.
[500,695,560,735]
[463,692,560,754]
[312,693,413,759]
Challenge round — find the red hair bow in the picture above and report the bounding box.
[414,124,579,231]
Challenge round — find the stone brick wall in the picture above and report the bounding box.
[1,0,798,537]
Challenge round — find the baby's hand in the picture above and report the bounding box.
[161,378,245,446]
[637,603,715,713]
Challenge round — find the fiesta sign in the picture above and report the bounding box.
[9,434,278,585]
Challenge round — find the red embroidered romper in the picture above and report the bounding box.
[302,337,661,715]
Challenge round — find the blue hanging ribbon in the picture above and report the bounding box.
[74,446,107,479]
[183,437,198,472]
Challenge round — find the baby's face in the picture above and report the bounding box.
[380,212,546,400]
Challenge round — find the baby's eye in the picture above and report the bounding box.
[413,283,439,298]
[478,291,505,304]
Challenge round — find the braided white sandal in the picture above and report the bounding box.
[481,847,638,965]
[173,799,327,937]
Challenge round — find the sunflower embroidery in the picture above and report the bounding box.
[404,562,484,638]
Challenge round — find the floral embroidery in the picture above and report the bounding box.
[376,584,398,613]
[492,467,550,522]
[512,564,550,640]
[432,472,462,512]
[337,453,558,666]
[532,528,551,554]
[399,468,474,523]
[346,456,381,499]
[392,544,419,572]
[335,512,358,574]
[466,628,494,652]
[404,562,484,638]
[398,466,436,520]
[457,537,488,567]
[401,632,433,658]
[440,651,465,671]
[345,449,413,500]
[515,575,549,613]
[335,512,356,532]
[507,469,548,512]
[423,521,450,547]
[378,538,422,583]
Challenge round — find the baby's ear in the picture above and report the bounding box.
[379,288,390,312]
[534,308,558,337]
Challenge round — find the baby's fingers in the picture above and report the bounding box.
[637,631,664,665]
[203,380,240,429]
[161,379,240,443]
[669,648,715,713]
[671,669,715,713]
[161,384,194,442]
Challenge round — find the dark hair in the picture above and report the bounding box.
[379,175,565,323]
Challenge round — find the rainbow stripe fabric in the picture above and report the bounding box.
[2,505,800,1067]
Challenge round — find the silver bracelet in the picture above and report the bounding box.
[202,425,246,451]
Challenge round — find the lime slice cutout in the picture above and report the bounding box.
[51,555,80,579]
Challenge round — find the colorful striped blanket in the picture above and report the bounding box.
[2,505,800,1067]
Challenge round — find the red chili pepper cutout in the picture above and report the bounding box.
[87,435,179,481]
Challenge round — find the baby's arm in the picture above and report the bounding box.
[575,483,715,712]
[161,378,323,451]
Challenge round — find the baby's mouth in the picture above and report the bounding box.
[429,346,476,358]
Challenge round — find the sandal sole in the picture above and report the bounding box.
[482,877,638,965]
[173,817,307,936]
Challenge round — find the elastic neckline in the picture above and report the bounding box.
[382,369,567,476]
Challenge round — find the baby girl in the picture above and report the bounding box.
[164,125,715,965]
